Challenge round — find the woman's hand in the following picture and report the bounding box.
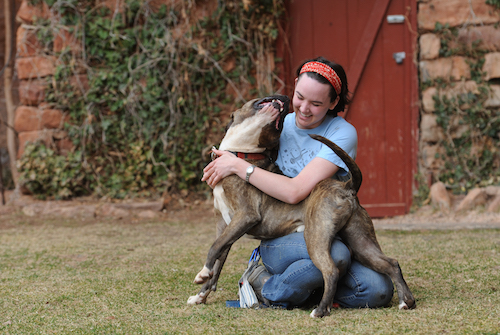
[202,149,239,188]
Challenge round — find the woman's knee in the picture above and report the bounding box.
[364,271,394,307]
[345,261,394,308]
[330,239,351,276]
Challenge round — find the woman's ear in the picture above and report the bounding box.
[329,96,340,110]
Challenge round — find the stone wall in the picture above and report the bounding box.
[417,0,500,183]
[9,0,500,204]
[12,0,214,159]
[14,0,74,158]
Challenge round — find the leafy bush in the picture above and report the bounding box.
[19,0,284,199]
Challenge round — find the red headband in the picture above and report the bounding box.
[299,61,342,95]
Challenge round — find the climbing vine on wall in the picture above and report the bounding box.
[18,0,285,199]
[423,22,500,194]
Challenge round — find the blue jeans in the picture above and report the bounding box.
[259,232,394,308]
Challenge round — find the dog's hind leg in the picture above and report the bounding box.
[304,222,341,318]
[340,209,416,310]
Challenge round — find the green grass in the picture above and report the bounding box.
[0,212,499,334]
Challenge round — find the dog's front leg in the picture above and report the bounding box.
[193,211,260,285]
[188,218,230,305]
[187,246,232,305]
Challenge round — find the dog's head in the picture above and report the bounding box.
[219,95,290,154]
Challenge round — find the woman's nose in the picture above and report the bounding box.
[299,102,308,113]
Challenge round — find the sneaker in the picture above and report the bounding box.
[247,263,272,306]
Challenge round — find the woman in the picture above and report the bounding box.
[202,57,393,309]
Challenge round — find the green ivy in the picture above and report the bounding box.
[18,143,93,200]
[424,21,500,194]
[432,83,500,192]
[486,0,500,10]
[18,0,284,199]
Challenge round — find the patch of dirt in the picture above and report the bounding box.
[1,190,499,231]
[373,204,500,230]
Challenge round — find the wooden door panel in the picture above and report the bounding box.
[283,0,417,217]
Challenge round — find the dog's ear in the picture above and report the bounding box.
[225,113,235,132]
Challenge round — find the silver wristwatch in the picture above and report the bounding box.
[245,165,256,183]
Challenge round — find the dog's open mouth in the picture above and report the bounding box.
[253,95,289,130]
[255,99,284,112]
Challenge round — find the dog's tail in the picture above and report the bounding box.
[309,134,362,193]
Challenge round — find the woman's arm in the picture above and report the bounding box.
[202,150,339,204]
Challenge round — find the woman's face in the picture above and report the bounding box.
[292,75,339,130]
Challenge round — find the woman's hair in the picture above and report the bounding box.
[295,56,350,116]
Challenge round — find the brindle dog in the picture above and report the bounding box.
[188,95,415,317]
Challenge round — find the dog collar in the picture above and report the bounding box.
[232,152,267,160]
[210,148,268,161]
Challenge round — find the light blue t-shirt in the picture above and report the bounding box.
[275,113,358,178]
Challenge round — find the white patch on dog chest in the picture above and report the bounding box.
[214,185,232,225]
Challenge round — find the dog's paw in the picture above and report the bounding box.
[398,301,409,310]
[398,300,416,310]
[310,308,330,318]
[194,266,213,284]
[187,294,205,305]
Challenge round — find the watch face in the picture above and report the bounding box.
[247,166,254,173]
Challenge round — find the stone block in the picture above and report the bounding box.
[102,0,126,12]
[450,57,471,81]
[16,0,50,24]
[421,143,445,170]
[487,195,500,213]
[485,84,500,108]
[482,52,500,81]
[418,0,500,31]
[420,56,470,82]
[420,113,444,143]
[17,130,54,158]
[456,187,488,211]
[422,87,438,112]
[41,109,65,129]
[429,181,451,211]
[457,25,500,52]
[69,74,90,92]
[420,33,441,60]
[14,106,65,132]
[16,56,56,80]
[448,115,469,140]
[14,106,39,132]
[18,79,48,106]
[16,25,41,57]
[484,186,500,197]
[56,137,74,155]
[54,28,82,54]
[42,205,97,218]
[97,204,130,219]
[137,210,160,219]
[421,81,479,112]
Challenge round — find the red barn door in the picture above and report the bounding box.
[282,0,419,217]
